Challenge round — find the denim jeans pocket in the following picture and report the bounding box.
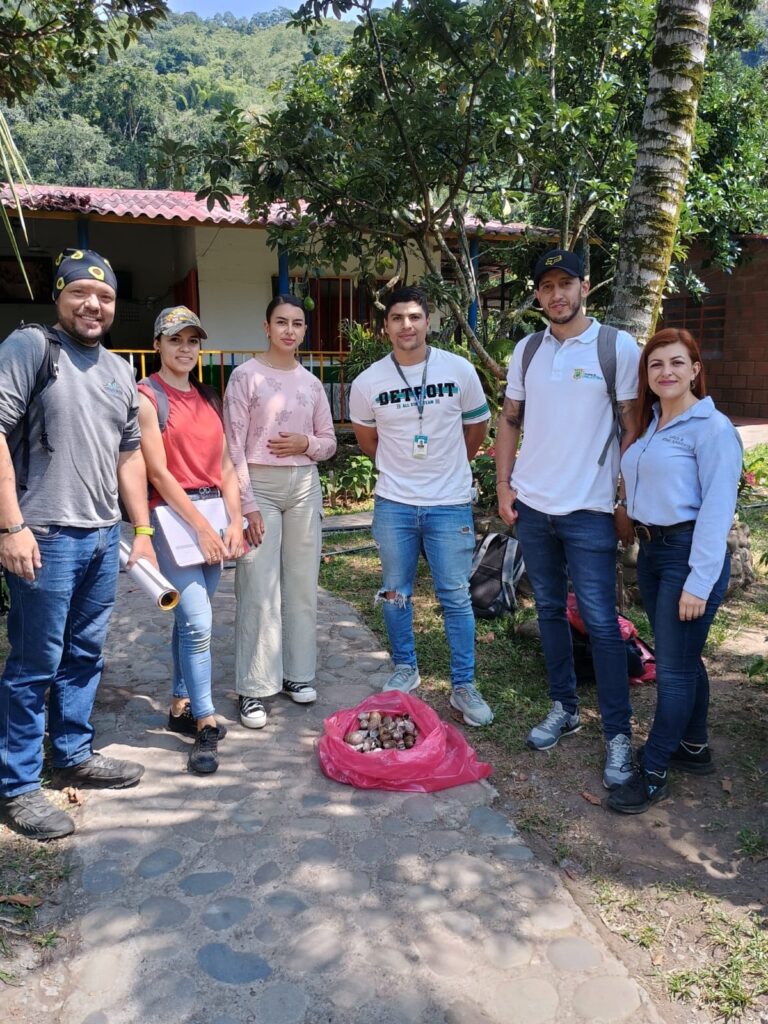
[29,525,64,538]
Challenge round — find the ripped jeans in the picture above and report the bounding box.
[372,497,476,687]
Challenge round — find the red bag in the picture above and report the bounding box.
[317,691,493,792]
[566,594,656,685]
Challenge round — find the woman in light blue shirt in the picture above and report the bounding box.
[608,329,742,815]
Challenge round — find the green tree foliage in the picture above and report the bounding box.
[5,11,353,192]
[0,0,169,105]
[200,0,767,363]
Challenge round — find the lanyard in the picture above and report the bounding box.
[390,346,430,429]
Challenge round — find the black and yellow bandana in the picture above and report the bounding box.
[52,248,118,300]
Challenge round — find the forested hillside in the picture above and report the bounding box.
[3,10,353,190]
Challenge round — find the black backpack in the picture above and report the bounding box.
[521,324,620,466]
[469,532,525,619]
[7,324,62,490]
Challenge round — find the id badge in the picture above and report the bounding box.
[412,434,428,459]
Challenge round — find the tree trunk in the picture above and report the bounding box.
[607,0,713,344]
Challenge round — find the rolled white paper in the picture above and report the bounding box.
[119,540,179,611]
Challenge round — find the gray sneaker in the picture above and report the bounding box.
[526,701,581,750]
[603,733,634,790]
[450,684,494,726]
[383,664,421,693]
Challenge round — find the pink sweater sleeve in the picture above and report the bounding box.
[305,378,337,462]
[223,367,260,516]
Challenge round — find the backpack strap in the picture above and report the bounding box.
[499,535,524,611]
[17,324,61,490]
[470,533,497,576]
[138,376,170,433]
[520,330,546,389]
[596,325,620,467]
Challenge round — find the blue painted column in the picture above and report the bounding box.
[278,246,290,294]
[77,219,90,249]
[468,235,480,331]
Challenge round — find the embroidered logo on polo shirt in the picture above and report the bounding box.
[572,368,603,382]
[662,434,694,450]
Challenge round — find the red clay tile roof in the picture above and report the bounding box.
[0,183,295,226]
[0,183,542,238]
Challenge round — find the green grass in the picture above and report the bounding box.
[666,909,768,1022]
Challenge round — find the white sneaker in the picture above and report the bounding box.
[239,695,267,729]
[282,680,317,704]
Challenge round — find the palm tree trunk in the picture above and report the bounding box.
[607,0,713,344]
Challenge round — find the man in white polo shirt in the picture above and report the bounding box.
[495,249,640,789]
[349,286,493,726]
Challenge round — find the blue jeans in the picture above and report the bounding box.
[637,529,729,773]
[372,497,476,686]
[152,510,222,720]
[515,501,631,739]
[0,524,120,798]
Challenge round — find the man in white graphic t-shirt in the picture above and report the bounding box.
[349,286,493,726]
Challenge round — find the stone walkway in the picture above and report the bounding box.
[5,567,665,1024]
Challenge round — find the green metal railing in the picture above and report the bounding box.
[113,348,353,422]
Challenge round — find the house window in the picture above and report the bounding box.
[659,294,725,355]
[272,276,377,353]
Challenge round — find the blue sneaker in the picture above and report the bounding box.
[603,733,634,790]
[526,701,581,750]
[450,684,494,727]
[383,664,421,693]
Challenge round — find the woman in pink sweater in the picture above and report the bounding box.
[223,295,337,729]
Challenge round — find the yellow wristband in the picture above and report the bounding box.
[133,525,155,537]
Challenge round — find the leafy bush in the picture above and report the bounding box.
[341,320,390,382]
[320,449,377,506]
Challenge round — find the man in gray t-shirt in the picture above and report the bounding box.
[0,248,157,841]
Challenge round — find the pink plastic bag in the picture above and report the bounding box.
[317,691,493,792]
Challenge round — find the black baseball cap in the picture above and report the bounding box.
[533,249,584,287]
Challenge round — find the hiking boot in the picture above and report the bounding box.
[239,695,267,729]
[52,753,144,790]
[282,680,317,704]
[188,725,220,774]
[526,701,581,750]
[450,684,494,727]
[0,789,75,841]
[603,733,634,790]
[607,766,669,815]
[167,704,227,740]
[637,741,714,776]
[382,664,421,693]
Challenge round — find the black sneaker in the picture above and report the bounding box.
[167,705,228,741]
[282,680,317,704]
[0,789,75,840]
[188,725,220,774]
[239,695,267,729]
[637,742,714,776]
[52,753,144,790]
[607,766,669,815]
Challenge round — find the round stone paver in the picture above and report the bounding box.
[253,980,309,1024]
[197,942,273,984]
[289,925,343,972]
[81,860,126,895]
[482,932,534,969]
[138,895,191,930]
[178,871,234,896]
[202,896,253,931]
[572,976,641,1020]
[547,935,603,971]
[488,978,559,1023]
[136,847,183,879]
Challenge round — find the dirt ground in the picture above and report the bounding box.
[440,582,768,1024]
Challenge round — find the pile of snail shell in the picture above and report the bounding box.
[344,710,418,753]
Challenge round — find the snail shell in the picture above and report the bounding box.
[382,716,394,729]
[382,739,397,749]
[402,719,416,735]
[344,730,367,745]
[403,734,415,748]
[367,711,382,729]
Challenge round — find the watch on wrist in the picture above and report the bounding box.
[0,522,27,535]
[614,498,628,510]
